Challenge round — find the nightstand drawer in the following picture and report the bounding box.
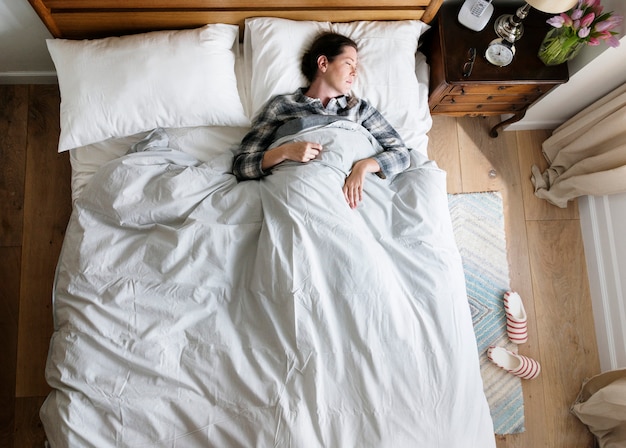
[440,93,539,105]
[432,102,526,115]
[448,84,552,96]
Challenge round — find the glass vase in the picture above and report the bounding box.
[537,27,586,66]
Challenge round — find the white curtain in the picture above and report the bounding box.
[531,82,626,208]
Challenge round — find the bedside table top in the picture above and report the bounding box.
[436,2,569,84]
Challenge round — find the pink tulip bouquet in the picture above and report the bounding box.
[539,0,623,65]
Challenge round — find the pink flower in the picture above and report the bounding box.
[583,0,598,7]
[595,20,613,32]
[572,8,584,20]
[561,13,574,27]
[595,15,624,32]
[606,35,620,47]
[578,27,591,38]
[547,15,565,27]
[580,12,595,28]
[588,37,601,45]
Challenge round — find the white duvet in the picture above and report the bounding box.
[41,123,495,447]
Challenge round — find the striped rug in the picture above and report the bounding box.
[448,191,525,435]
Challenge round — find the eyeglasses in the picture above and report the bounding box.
[463,47,476,78]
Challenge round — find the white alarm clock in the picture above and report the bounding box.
[485,38,515,67]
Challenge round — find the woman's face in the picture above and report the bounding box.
[320,45,358,96]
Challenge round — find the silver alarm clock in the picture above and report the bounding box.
[485,38,515,67]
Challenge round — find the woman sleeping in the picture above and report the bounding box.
[232,32,412,209]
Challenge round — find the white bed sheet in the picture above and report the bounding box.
[43,122,495,446]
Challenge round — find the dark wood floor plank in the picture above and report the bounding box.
[0,81,29,448]
[15,85,71,397]
[14,396,47,448]
[0,246,21,448]
[0,85,28,246]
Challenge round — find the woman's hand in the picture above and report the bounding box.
[262,141,322,171]
[343,158,380,209]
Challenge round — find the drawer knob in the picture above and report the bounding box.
[487,95,493,100]
[498,86,507,91]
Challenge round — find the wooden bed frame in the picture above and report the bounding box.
[29,0,442,39]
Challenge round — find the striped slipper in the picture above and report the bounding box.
[487,346,541,380]
[504,291,528,344]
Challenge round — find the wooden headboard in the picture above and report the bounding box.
[28,0,443,40]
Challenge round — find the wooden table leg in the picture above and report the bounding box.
[490,111,526,138]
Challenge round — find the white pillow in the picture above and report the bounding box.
[244,18,429,133]
[48,24,250,152]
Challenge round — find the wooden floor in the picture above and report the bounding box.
[1,84,601,447]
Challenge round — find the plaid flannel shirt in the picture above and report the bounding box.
[232,89,411,180]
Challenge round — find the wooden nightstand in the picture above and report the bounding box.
[425,3,569,137]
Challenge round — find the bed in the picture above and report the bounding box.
[32,0,496,446]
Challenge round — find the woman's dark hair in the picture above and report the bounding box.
[301,32,358,83]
